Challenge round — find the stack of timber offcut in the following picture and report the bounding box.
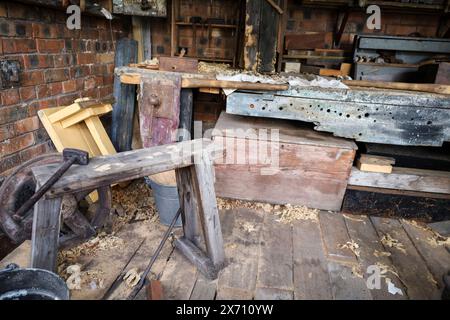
[212,112,357,211]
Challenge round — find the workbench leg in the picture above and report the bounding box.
[31,196,62,272]
[193,152,225,269]
[176,167,202,246]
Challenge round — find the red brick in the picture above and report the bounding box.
[19,86,36,101]
[1,88,20,106]
[99,85,113,98]
[2,38,36,54]
[19,142,52,163]
[70,65,91,78]
[14,116,40,135]
[77,53,96,65]
[23,54,53,69]
[84,77,97,90]
[36,83,63,99]
[20,70,44,86]
[96,53,115,64]
[103,75,114,85]
[37,98,57,109]
[0,19,33,37]
[53,53,75,68]
[36,39,65,53]
[32,23,63,38]
[0,124,15,142]
[0,153,21,175]
[57,93,80,106]
[0,132,35,155]
[62,79,77,93]
[44,68,70,83]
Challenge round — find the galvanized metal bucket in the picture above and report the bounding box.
[0,264,69,300]
[145,177,182,227]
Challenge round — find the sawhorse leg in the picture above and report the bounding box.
[176,151,225,279]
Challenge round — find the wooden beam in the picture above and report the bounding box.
[343,80,450,95]
[32,139,224,198]
[265,0,283,14]
[348,167,450,194]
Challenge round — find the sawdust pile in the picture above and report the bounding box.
[57,233,125,274]
[112,179,158,231]
[381,233,407,254]
[338,240,361,257]
[351,265,364,279]
[376,262,400,279]
[217,198,319,223]
[198,61,232,74]
[373,249,391,258]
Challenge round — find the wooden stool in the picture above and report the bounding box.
[30,139,225,279]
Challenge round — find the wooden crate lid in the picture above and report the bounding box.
[212,112,357,150]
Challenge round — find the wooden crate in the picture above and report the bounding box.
[212,113,357,211]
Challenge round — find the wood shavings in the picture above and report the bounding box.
[402,218,450,248]
[338,240,361,257]
[112,179,158,231]
[64,264,105,291]
[375,262,400,278]
[242,222,257,233]
[373,250,391,258]
[351,265,364,278]
[381,233,406,254]
[343,214,366,223]
[198,61,232,74]
[427,273,438,287]
[58,233,125,269]
[123,268,141,288]
[217,198,319,224]
[275,204,319,224]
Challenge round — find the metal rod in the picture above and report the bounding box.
[13,158,76,220]
[127,208,182,300]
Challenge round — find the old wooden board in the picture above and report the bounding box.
[106,222,175,300]
[159,250,198,300]
[292,219,333,300]
[344,214,407,299]
[69,223,146,300]
[0,240,31,269]
[371,217,442,299]
[327,261,372,300]
[318,211,358,264]
[400,219,450,292]
[31,139,223,198]
[226,88,450,147]
[190,272,217,300]
[348,167,450,195]
[216,208,264,300]
[256,213,293,291]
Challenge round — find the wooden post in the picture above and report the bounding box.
[31,192,62,271]
[193,151,225,268]
[112,38,138,152]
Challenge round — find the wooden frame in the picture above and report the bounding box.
[31,139,225,279]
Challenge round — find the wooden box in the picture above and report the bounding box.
[212,113,357,211]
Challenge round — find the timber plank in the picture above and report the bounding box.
[0,240,31,269]
[344,214,407,299]
[107,222,175,300]
[371,217,441,300]
[256,213,293,291]
[159,250,198,300]
[292,219,333,300]
[190,272,217,300]
[400,219,450,292]
[254,287,293,300]
[327,261,372,300]
[319,211,358,264]
[217,208,264,299]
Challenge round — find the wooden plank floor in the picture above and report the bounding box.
[2,208,448,300]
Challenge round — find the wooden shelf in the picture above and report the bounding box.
[176,22,238,29]
[187,56,233,63]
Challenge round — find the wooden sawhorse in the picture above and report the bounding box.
[30,139,225,279]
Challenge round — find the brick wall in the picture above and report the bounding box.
[286,5,443,50]
[0,2,130,178]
